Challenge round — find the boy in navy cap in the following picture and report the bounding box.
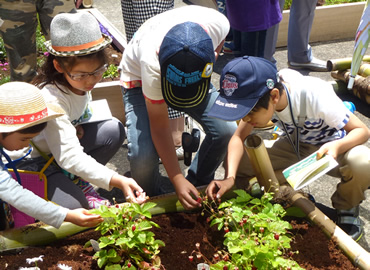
[206,56,370,241]
[119,5,236,209]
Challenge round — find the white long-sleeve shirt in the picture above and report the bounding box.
[0,153,68,228]
[25,84,116,191]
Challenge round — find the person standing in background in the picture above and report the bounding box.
[0,0,76,82]
[120,0,174,43]
[225,0,282,57]
[264,0,327,71]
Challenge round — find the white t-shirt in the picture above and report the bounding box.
[119,5,230,102]
[273,69,349,145]
[28,84,115,190]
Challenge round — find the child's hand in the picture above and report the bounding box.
[76,125,84,139]
[65,208,103,227]
[317,141,340,160]
[112,175,147,204]
[132,190,147,204]
[173,177,201,210]
[206,176,235,201]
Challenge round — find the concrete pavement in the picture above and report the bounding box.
[92,0,370,252]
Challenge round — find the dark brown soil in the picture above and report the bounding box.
[0,212,358,270]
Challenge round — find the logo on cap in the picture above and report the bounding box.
[166,64,202,87]
[202,63,213,78]
[266,79,275,89]
[222,74,238,96]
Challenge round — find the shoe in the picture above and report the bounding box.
[85,195,111,209]
[222,41,240,55]
[175,146,184,160]
[223,41,234,54]
[82,0,93,8]
[336,206,363,241]
[288,57,327,72]
[74,178,111,209]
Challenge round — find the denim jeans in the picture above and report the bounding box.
[233,29,267,57]
[123,86,237,196]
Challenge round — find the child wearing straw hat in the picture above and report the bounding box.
[8,12,146,210]
[0,81,105,229]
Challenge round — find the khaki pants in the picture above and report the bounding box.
[236,136,370,210]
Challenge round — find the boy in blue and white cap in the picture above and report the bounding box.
[206,56,370,241]
[119,5,237,210]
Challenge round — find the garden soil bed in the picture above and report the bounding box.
[0,212,358,270]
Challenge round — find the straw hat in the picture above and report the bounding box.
[44,12,112,57]
[0,82,65,133]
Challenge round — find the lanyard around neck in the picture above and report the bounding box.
[277,84,302,160]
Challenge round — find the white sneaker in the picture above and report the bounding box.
[288,57,327,72]
[176,146,184,160]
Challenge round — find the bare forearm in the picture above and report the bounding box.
[336,127,370,155]
[225,122,253,179]
[225,135,245,178]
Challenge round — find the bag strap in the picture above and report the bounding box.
[0,148,22,184]
[298,90,307,128]
[40,156,55,175]
[30,141,58,167]
[0,146,55,184]
[30,141,76,180]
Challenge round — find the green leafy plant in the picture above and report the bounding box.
[283,0,365,9]
[103,64,119,79]
[193,190,304,270]
[88,202,165,270]
[0,74,10,85]
[35,20,47,54]
[0,37,6,62]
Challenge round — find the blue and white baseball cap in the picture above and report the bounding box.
[159,22,215,112]
[208,56,278,121]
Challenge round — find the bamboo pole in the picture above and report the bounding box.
[0,187,237,252]
[327,55,370,71]
[0,222,88,252]
[358,63,370,77]
[330,80,350,95]
[245,136,370,270]
[331,70,370,104]
[244,134,280,194]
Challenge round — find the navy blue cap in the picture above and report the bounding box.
[208,56,278,121]
[159,22,215,112]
